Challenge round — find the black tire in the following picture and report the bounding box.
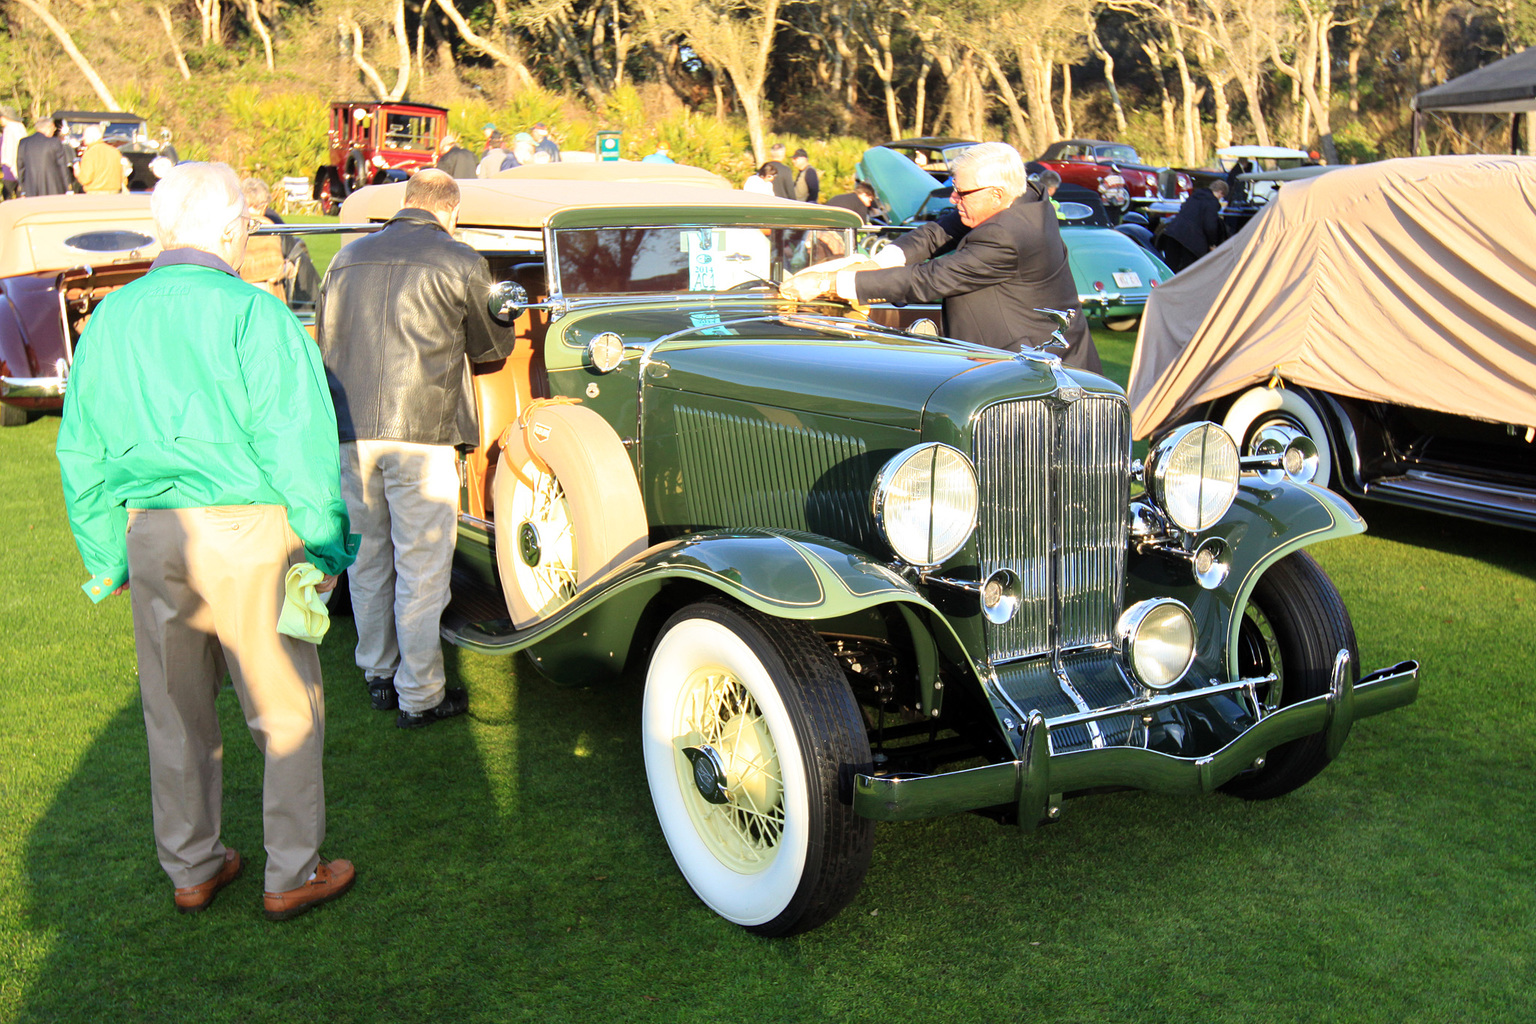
[641,600,874,937]
[1102,316,1140,333]
[2,404,29,427]
[316,175,337,216]
[344,151,369,193]
[1221,551,1358,801]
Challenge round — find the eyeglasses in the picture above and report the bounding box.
[951,184,998,203]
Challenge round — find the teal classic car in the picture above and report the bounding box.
[339,179,1420,937]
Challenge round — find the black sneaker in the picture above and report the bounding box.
[396,687,468,729]
[367,678,398,711]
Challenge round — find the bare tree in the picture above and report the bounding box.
[1085,6,1128,135]
[11,0,121,109]
[154,3,193,81]
[654,0,783,161]
[436,0,539,91]
[247,0,275,71]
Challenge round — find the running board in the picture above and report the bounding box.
[1366,470,1536,525]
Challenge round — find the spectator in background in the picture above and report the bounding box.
[1224,158,1252,205]
[238,178,292,302]
[16,117,74,197]
[56,162,357,922]
[825,181,883,223]
[765,143,794,200]
[641,143,675,164]
[435,132,477,179]
[77,124,127,194]
[531,123,560,163]
[1034,169,1062,215]
[501,132,536,171]
[743,163,777,195]
[476,133,508,178]
[1157,179,1228,273]
[1,106,24,199]
[791,148,820,203]
[316,170,515,729]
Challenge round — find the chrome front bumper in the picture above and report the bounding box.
[852,657,1420,823]
[0,375,65,401]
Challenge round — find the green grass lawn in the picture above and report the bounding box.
[2,330,1532,1023]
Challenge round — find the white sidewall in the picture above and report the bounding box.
[642,616,811,927]
[1222,387,1333,489]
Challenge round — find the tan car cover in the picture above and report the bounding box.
[1128,155,1536,438]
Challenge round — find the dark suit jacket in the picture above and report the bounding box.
[17,132,74,197]
[1161,187,1226,255]
[435,146,478,179]
[854,187,1099,372]
[765,160,795,200]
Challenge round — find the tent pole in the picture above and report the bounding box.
[1411,110,1422,156]
[1514,112,1525,155]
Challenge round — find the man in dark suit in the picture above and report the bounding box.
[784,142,1099,373]
[16,117,75,197]
[1157,180,1228,273]
[765,143,795,200]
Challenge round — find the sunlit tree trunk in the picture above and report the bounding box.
[12,0,120,109]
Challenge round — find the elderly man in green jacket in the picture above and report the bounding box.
[57,162,360,922]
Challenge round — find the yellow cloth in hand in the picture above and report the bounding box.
[278,562,330,644]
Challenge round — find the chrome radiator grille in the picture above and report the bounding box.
[973,395,1131,662]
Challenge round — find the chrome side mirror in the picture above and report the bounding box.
[488,280,529,322]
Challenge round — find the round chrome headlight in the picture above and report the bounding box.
[1145,422,1240,532]
[871,442,978,567]
[1117,598,1196,690]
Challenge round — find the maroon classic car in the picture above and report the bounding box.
[0,195,161,426]
[1035,139,1192,212]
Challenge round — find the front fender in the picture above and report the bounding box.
[1128,479,1365,683]
[446,528,984,703]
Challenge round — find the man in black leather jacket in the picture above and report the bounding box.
[317,169,515,728]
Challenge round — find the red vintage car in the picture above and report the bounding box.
[312,101,447,214]
[1035,139,1192,212]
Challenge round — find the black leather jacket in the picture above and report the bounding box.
[318,208,514,447]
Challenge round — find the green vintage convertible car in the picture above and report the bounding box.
[338,179,1419,937]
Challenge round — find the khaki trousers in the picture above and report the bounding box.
[126,505,326,893]
[339,440,458,714]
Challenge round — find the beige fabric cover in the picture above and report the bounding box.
[1128,155,1536,438]
[0,194,159,276]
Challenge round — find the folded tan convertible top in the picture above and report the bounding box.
[1128,155,1536,436]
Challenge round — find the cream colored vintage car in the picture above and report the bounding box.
[0,194,161,425]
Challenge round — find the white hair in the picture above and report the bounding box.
[151,162,245,252]
[82,124,104,145]
[949,142,1029,200]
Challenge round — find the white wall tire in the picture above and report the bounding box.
[492,404,647,628]
[642,601,873,936]
[1222,387,1334,489]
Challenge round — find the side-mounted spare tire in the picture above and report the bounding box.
[492,402,648,628]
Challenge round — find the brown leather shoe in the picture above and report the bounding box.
[263,858,355,921]
[174,848,243,914]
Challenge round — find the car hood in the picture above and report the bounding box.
[856,147,954,225]
[558,303,1020,430]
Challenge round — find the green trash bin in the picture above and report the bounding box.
[596,131,621,162]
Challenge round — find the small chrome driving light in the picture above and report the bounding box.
[1191,537,1230,589]
[980,568,1021,624]
[871,443,978,567]
[1117,598,1197,691]
[586,332,626,373]
[908,318,940,337]
[1249,424,1319,484]
[1145,422,1240,532]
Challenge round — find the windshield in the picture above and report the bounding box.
[553,225,853,294]
[1093,145,1140,163]
[381,112,439,151]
